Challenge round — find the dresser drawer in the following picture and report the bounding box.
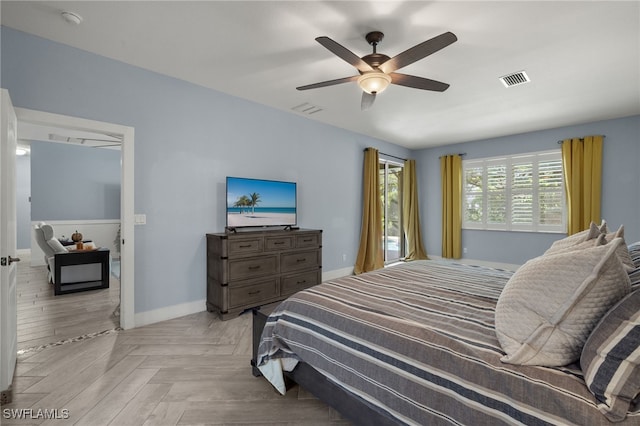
[229,279,277,308]
[281,270,320,296]
[265,236,293,251]
[228,238,263,256]
[296,234,319,248]
[281,250,320,273]
[206,229,322,320]
[229,256,278,280]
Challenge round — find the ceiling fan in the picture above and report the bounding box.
[297,31,457,110]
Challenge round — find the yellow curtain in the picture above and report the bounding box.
[402,159,428,261]
[561,135,603,235]
[354,148,384,274]
[441,155,462,259]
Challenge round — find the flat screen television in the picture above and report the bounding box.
[226,176,297,229]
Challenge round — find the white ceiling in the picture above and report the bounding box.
[17,121,122,150]
[2,1,639,149]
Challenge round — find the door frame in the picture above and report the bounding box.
[15,108,135,329]
[1,89,18,394]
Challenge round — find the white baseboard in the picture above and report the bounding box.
[323,266,353,281]
[129,260,519,330]
[132,266,356,328]
[428,255,521,271]
[134,299,206,328]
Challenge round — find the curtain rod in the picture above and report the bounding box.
[438,152,467,158]
[557,135,606,144]
[364,148,407,162]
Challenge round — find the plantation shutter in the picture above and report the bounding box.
[462,150,565,232]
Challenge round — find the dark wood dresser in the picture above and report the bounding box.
[206,229,322,320]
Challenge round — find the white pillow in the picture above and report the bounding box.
[495,238,631,366]
[47,238,69,254]
[605,225,635,271]
[544,232,606,254]
[544,221,601,255]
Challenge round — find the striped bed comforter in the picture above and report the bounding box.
[256,260,636,425]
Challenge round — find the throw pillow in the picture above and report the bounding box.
[628,242,640,268]
[581,290,640,422]
[544,233,606,255]
[545,221,601,255]
[628,242,640,291]
[47,238,69,254]
[605,226,635,271]
[495,238,631,366]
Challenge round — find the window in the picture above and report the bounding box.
[463,150,565,232]
[380,159,404,263]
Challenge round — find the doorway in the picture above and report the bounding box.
[379,159,404,263]
[14,108,134,331]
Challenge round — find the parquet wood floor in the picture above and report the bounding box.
[16,253,120,351]
[4,254,350,425]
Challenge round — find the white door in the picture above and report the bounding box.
[0,89,19,393]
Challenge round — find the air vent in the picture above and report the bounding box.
[291,102,323,115]
[499,71,530,88]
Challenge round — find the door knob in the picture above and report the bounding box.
[1,256,21,266]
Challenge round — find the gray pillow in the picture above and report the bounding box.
[581,289,640,422]
[628,242,640,291]
[495,238,631,366]
[629,242,640,268]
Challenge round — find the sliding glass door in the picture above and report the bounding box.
[379,160,404,263]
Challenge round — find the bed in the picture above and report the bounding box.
[256,238,640,425]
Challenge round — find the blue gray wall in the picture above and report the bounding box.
[1,27,409,315]
[16,154,31,249]
[4,26,638,315]
[415,115,640,265]
[30,141,121,221]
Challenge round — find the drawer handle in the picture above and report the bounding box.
[248,290,261,295]
[297,280,307,284]
[274,241,285,245]
[303,238,312,242]
[296,258,307,263]
[239,244,252,248]
[248,265,261,270]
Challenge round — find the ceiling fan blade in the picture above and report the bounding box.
[379,31,457,74]
[315,36,374,73]
[49,133,122,144]
[390,73,450,92]
[361,92,376,110]
[296,75,359,90]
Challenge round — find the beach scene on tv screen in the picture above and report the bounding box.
[227,178,296,227]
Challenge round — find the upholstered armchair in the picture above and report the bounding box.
[33,223,110,295]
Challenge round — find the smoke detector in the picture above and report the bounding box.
[61,11,83,25]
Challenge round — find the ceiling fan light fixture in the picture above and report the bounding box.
[357,71,392,95]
